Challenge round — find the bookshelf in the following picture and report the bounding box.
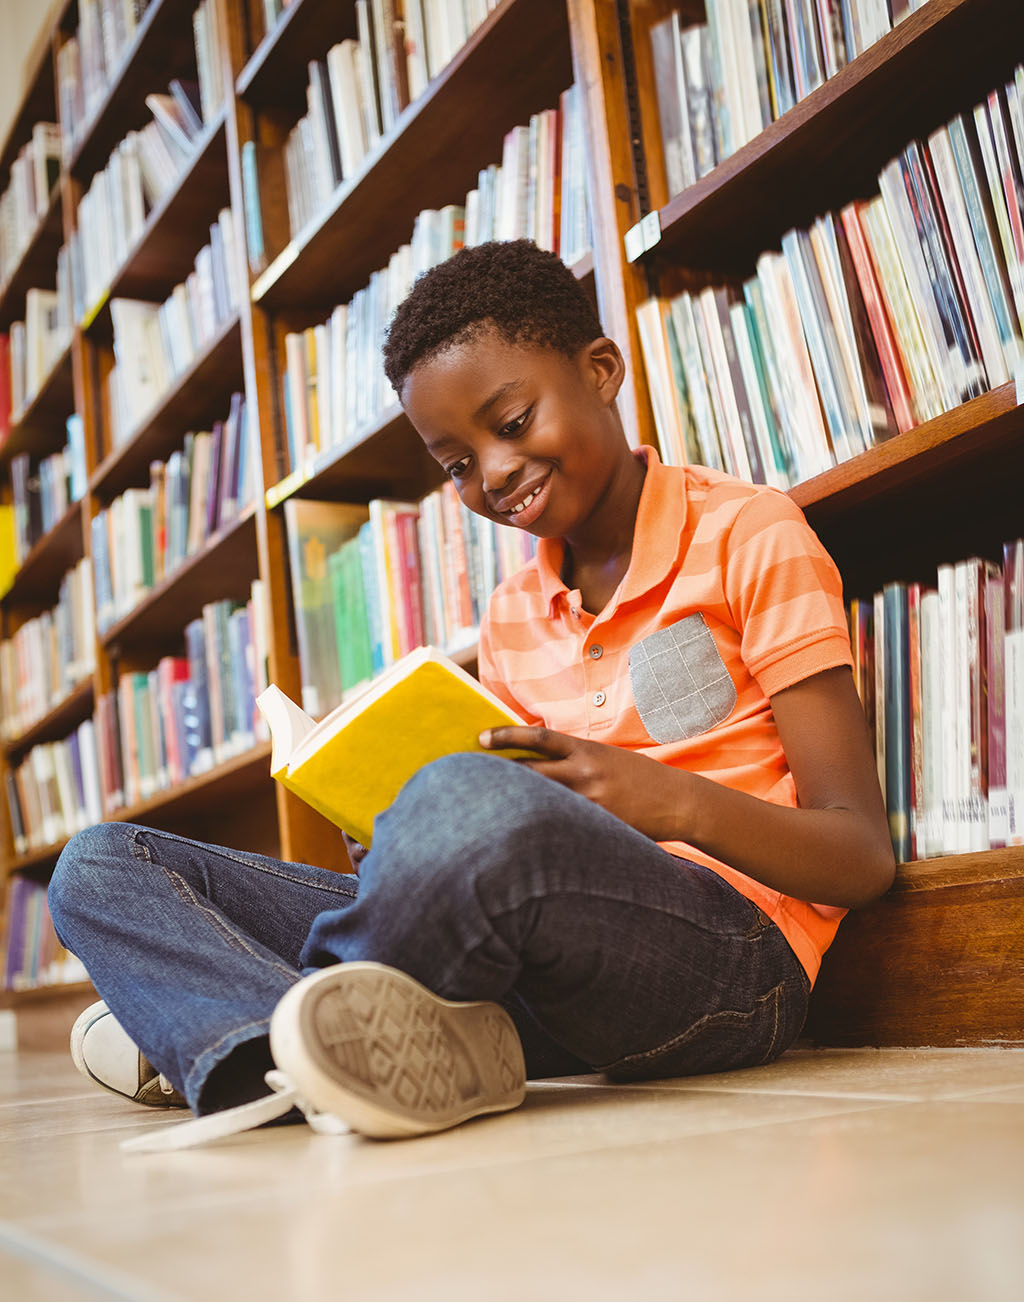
[626,0,1024,1043]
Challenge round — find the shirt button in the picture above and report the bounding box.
[589,644,603,659]
[593,690,606,707]
[570,607,579,618]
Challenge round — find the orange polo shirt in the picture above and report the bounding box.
[476,446,854,984]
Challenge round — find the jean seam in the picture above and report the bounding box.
[135,827,357,897]
[159,865,300,982]
[595,982,784,1075]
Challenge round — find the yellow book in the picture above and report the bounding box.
[256,644,534,847]
[0,504,16,599]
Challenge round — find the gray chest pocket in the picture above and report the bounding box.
[629,614,737,743]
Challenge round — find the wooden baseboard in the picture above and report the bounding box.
[807,848,1024,1047]
[2,983,97,1052]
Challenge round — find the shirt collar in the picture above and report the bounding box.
[533,445,688,616]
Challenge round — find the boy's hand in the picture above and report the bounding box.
[342,831,369,873]
[480,726,679,839]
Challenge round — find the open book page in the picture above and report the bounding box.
[257,685,318,774]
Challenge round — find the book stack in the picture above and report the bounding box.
[637,68,1024,486]
[278,0,502,240]
[96,585,269,809]
[283,492,536,719]
[2,874,89,991]
[105,210,241,446]
[0,122,61,290]
[849,538,1024,864]
[0,559,96,743]
[72,85,211,322]
[7,267,74,420]
[9,420,87,566]
[4,715,105,855]
[90,393,254,633]
[649,0,929,196]
[279,89,588,476]
[56,0,154,160]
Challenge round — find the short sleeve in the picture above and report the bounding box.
[724,489,853,698]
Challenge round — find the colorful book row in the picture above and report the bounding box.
[105,207,241,446]
[649,0,929,196]
[275,0,502,243]
[91,392,255,633]
[8,416,87,566]
[2,874,89,993]
[638,70,1024,486]
[851,539,1024,863]
[4,584,270,849]
[0,558,95,743]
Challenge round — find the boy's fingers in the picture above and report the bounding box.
[480,725,572,756]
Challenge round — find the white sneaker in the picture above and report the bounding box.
[70,1001,188,1108]
[269,962,526,1140]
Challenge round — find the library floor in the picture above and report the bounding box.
[2,1045,1023,1301]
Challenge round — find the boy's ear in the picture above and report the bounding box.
[580,337,625,405]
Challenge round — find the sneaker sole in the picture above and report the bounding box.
[270,963,526,1140]
[69,1001,109,1080]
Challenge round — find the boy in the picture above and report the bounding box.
[49,241,894,1146]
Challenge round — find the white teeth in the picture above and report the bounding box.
[510,488,539,515]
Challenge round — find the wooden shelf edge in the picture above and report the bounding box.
[107,738,273,824]
[79,108,229,333]
[0,497,84,607]
[891,846,1024,894]
[0,183,63,325]
[790,382,1022,514]
[0,979,94,1009]
[2,678,94,757]
[65,0,182,178]
[235,0,315,99]
[652,0,997,261]
[99,503,258,646]
[264,404,407,508]
[88,312,243,497]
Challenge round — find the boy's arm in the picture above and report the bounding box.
[482,664,895,910]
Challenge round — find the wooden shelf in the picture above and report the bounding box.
[236,0,355,111]
[0,11,58,182]
[100,505,259,651]
[791,383,1024,595]
[0,498,84,609]
[65,0,205,183]
[108,738,273,827]
[78,109,231,333]
[0,341,76,467]
[265,404,445,508]
[0,184,64,331]
[89,312,243,500]
[8,838,70,875]
[250,0,573,309]
[0,980,94,1009]
[650,0,1024,276]
[792,382,1024,517]
[888,846,1024,895]
[2,678,94,759]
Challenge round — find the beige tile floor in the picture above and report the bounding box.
[1,1045,1023,1301]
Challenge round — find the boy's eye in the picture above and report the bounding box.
[447,457,471,478]
[499,408,531,438]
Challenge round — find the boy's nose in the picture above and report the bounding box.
[480,448,522,494]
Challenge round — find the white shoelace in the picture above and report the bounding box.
[120,1071,350,1153]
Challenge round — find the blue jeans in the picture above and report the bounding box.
[49,753,810,1113]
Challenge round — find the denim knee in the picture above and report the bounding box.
[48,822,141,938]
[372,750,579,892]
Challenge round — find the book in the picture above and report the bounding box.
[257,644,535,847]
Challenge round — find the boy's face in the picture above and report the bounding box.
[401,325,631,543]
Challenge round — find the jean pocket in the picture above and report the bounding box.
[629,613,737,743]
[603,982,787,1081]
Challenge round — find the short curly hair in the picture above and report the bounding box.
[382,239,604,394]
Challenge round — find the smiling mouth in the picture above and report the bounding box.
[508,486,542,515]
